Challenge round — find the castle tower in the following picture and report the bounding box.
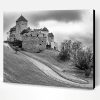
[16,15,28,40]
[41,27,49,44]
[48,32,54,44]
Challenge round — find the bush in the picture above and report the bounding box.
[58,40,72,61]
[12,40,22,48]
[58,39,93,77]
[71,41,82,52]
[72,48,93,77]
[58,48,70,61]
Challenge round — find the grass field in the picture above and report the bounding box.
[4,44,93,89]
[4,45,76,87]
[21,49,93,88]
[24,49,93,76]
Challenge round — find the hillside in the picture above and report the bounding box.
[4,45,71,87]
[20,50,93,89]
[3,44,93,89]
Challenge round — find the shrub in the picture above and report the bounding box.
[12,40,22,48]
[58,39,93,77]
[72,48,93,77]
[58,40,72,61]
[58,48,70,61]
[71,41,82,52]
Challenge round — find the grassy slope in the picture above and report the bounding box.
[28,49,72,70]
[21,49,93,88]
[4,46,72,87]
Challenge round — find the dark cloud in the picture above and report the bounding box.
[28,10,83,26]
[3,10,83,33]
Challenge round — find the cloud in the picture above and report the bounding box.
[28,10,82,26]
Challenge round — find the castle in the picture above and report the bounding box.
[8,15,57,52]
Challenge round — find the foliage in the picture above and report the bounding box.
[58,40,72,61]
[71,41,82,52]
[72,47,93,77]
[9,26,16,33]
[58,39,93,77]
[9,40,22,48]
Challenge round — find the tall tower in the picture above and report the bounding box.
[41,27,49,44]
[48,33,54,44]
[16,15,28,40]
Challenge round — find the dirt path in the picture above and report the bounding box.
[20,52,93,88]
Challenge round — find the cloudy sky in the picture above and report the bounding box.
[3,10,93,48]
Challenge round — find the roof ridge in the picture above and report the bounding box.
[16,15,28,22]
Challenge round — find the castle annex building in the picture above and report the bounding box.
[8,15,57,52]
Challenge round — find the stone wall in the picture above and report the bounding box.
[22,32,46,53]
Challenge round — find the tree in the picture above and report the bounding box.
[71,40,83,61]
[71,41,82,52]
[9,26,16,32]
[58,40,72,61]
[58,39,93,77]
[72,45,93,77]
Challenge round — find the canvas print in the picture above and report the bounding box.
[3,10,95,89]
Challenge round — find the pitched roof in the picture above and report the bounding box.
[41,27,49,32]
[20,28,30,35]
[34,29,42,32]
[48,33,54,37]
[16,15,28,22]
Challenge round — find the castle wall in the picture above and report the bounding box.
[22,32,46,53]
[48,37,54,45]
[41,31,49,44]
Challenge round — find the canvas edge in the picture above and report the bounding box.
[93,9,95,89]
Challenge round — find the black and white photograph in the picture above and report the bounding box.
[3,10,94,89]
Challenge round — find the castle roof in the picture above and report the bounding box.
[16,15,28,22]
[41,27,49,32]
[48,33,54,37]
[20,28,30,35]
[34,29,42,32]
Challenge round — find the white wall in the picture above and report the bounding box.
[0,0,100,100]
